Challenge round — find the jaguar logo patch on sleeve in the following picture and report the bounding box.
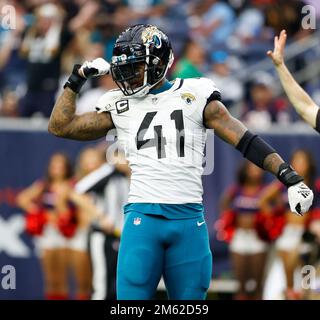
[181,93,196,105]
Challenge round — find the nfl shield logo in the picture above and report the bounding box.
[133,217,141,226]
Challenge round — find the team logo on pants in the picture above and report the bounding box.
[133,217,141,226]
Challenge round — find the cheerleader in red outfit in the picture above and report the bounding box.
[260,149,316,300]
[17,153,73,299]
[17,153,104,300]
[219,161,268,300]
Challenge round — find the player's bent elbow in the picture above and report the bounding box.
[47,122,58,136]
[47,121,67,138]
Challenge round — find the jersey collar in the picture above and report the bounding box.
[149,79,174,95]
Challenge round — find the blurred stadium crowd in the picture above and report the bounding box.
[1,0,320,300]
[0,0,320,127]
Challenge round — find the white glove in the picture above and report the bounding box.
[79,58,110,78]
[288,182,314,216]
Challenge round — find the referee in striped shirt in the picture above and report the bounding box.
[75,147,129,300]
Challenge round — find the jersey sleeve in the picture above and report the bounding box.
[315,108,320,133]
[200,77,222,105]
[191,77,222,127]
[95,90,120,114]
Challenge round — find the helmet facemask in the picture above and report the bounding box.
[111,56,147,96]
[111,42,173,97]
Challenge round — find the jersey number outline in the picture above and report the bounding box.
[136,110,185,159]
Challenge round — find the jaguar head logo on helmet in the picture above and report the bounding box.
[110,24,174,97]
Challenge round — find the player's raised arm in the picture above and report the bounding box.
[204,99,314,215]
[267,30,320,131]
[48,58,115,141]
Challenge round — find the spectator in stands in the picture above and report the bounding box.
[228,0,274,62]
[16,153,73,300]
[230,2,265,46]
[171,39,205,79]
[67,0,101,32]
[242,72,290,129]
[0,90,19,117]
[75,146,129,300]
[16,152,102,299]
[190,0,236,50]
[265,0,309,40]
[143,0,191,57]
[89,22,118,62]
[19,3,73,117]
[119,0,168,26]
[260,149,316,300]
[58,0,115,76]
[0,0,27,96]
[265,1,313,92]
[219,161,268,300]
[205,50,244,107]
[62,0,125,72]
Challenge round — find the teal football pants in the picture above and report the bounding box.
[117,211,212,300]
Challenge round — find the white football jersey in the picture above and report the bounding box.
[96,77,220,204]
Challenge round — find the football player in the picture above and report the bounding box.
[48,24,313,300]
[268,29,320,132]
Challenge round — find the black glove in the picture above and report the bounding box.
[64,58,110,93]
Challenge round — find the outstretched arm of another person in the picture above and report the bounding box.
[267,30,320,131]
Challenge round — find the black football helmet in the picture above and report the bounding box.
[110,24,174,96]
